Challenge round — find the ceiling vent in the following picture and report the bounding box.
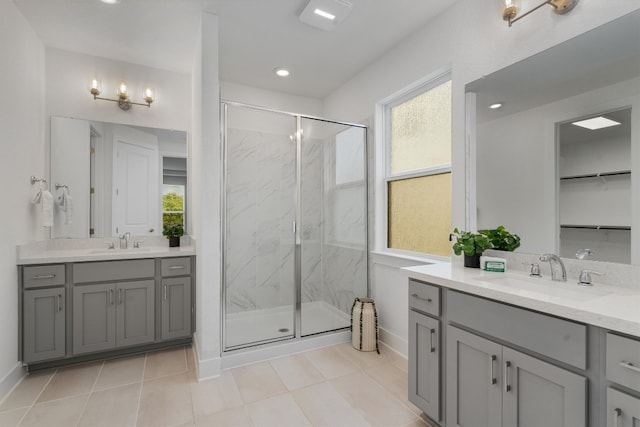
[298,0,353,31]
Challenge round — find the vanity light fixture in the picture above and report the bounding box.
[502,0,579,27]
[571,116,621,130]
[89,77,154,110]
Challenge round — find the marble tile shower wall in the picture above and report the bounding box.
[320,139,367,314]
[226,128,296,314]
[226,127,367,317]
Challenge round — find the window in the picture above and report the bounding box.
[162,184,185,227]
[162,156,187,229]
[383,75,452,256]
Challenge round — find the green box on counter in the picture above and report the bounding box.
[485,261,506,272]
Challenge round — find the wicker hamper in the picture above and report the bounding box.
[350,297,380,354]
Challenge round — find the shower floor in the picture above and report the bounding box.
[225,301,350,349]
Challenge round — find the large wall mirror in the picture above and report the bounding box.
[467,10,640,265]
[50,117,187,239]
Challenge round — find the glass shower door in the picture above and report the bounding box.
[223,104,297,349]
[299,118,368,336]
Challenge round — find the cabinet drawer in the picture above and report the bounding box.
[23,264,66,288]
[447,290,587,369]
[409,279,440,316]
[73,259,154,283]
[161,257,191,277]
[606,333,640,392]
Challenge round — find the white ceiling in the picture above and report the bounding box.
[14,0,457,99]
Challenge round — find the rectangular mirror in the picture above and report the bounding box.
[50,117,188,238]
[467,10,640,264]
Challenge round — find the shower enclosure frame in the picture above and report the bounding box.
[220,100,369,352]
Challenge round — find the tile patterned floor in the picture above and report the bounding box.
[0,342,438,427]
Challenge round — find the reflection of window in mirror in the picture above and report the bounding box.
[162,157,187,230]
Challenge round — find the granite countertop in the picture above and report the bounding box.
[17,237,196,265]
[402,261,640,338]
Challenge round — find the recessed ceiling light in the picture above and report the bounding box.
[314,8,336,20]
[274,67,290,77]
[298,0,352,31]
[489,103,503,109]
[100,0,120,4]
[571,116,621,130]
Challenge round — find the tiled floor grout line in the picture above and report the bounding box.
[14,368,58,427]
[74,360,106,427]
[134,352,149,427]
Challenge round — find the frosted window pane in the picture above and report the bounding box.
[336,127,365,185]
[388,173,451,256]
[390,80,451,174]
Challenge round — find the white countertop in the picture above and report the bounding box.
[402,262,640,338]
[17,238,196,265]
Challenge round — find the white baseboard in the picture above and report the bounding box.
[191,336,222,381]
[379,327,408,358]
[0,363,26,406]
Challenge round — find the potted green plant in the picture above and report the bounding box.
[451,228,492,268]
[163,223,184,248]
[480,225,521,252]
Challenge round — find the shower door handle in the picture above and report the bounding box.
[292,221,296,235]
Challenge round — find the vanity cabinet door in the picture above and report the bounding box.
[116,280,155,347]
[502,346,586,427]
[73,283,116,354]
[408,310,440,423]
[447,325,502,427]
[23,288,66,363]
[161,277,192,340]
[607,388,640,427]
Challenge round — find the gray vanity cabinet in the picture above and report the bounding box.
[446,325,502,427]
[408,280,442,423]
[502,346,586,427]
[409,311,440,422]
[161,276,191,340]
[447,325,586,427]
[23,288,66,363]
[73,280,155,354]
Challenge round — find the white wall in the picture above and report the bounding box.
[46,48,191,132]
[0,0,45,399]
[221,81,323,118]
[322,0,640,355]
[191,12,222,379]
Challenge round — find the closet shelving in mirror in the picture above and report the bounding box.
[560,225,631,231]
[559,170,631,181]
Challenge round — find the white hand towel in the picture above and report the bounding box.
[56,188,74,224]
[41,190,54,227]
[63,189,73,224]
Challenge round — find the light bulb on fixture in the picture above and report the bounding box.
[117,82,128,100]
[502,0,518,21]
[90,78,101,96]
[143,87,154,104]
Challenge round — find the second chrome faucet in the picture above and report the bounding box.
[539,253,566,282]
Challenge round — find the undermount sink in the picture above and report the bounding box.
[88,247,152,255]
[475,274,611,302]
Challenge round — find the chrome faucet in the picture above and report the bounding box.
[540,253,566,282]
[119,232,130,249]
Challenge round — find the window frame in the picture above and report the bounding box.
[376,69,452,259]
